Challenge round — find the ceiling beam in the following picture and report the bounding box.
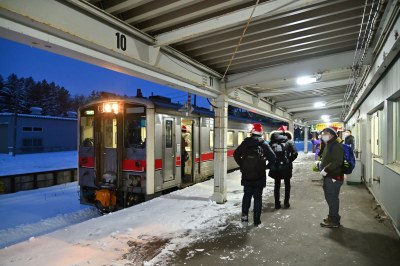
[293,107,342,119]
[258,79,349,97]
[226,50,354,89]
[155,0,328,46]
[275,95,343,107]
[226,89,292,122]
[287,101,343,113]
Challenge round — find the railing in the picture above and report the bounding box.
[0,169,77,194]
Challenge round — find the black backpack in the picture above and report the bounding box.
[270,142,289,165]
[240,145,265,180]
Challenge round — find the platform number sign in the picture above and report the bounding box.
[115,32,126,51]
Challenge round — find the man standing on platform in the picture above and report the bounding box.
[234,123,276,226]
[319,127,344,228]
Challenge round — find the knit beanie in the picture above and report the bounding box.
[322,127,337,137]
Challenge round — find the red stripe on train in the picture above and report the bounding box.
[79,156,94,168]
[121,150,236,171]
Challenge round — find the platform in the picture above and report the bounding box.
[170,154,400,266]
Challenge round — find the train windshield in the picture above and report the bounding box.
[80,109,94,147]
[124,105,146,149]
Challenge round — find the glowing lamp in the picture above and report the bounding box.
[297,76,317,85]
[103,102,119,114]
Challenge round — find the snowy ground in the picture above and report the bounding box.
[0,151,77,176]
[0,153,312,266]
[0,182,98,248]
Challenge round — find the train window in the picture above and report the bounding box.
[210,130,214,150]
[80,116,94,147]
[103,117,117,148]
[165,120,173,148]
[124,106,146,149]
[124,118,146,148]
[238,131,245,145]
[227,131,234,147]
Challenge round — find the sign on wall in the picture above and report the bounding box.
[311,122,344,132]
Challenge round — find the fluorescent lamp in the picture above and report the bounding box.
[297,76,317,85]
[321,115,330,122]
[314,102,326,108]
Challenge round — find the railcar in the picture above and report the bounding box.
[78,96,276,212]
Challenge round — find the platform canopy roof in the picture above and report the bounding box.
[0,0,390,125]
[85,0,388,124]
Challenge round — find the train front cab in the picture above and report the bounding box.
[78,100,151,212]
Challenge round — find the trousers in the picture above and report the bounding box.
[323,177,343,223]
[242,185,263,223]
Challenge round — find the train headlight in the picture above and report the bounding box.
[102,102,119,114]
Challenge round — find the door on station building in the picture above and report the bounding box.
[163,118,175,182]
[0,124,8,153]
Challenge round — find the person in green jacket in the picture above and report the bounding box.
[319,127,344,228]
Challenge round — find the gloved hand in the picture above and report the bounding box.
[320,169,328,176]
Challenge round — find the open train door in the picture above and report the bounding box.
[181,119,194,183]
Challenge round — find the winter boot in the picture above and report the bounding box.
[284,199,290,208]
[254,212,261,226]
[275,201,281,210]
[320,216,340,228]
[241,213,249,224]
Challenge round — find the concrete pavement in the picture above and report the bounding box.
[169,153,400,266]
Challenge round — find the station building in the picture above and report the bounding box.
[0,108,77,154]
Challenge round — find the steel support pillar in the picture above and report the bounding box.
[211,94,228,204]
[304,125,309,154]
[288,120,294,134]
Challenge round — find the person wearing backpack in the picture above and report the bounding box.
[268,126,298,209]
[319,127,344,228]
[233,123,276,226]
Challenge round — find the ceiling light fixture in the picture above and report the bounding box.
[321,115,330,122]
[314,102,326,108]
[296,76,317,85]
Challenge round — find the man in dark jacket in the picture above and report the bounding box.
[268,128,298,209]
[319,127,344,228]
[344,129,355,152]
[233,123,276,226]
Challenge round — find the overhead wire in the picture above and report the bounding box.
[221,0,260,80]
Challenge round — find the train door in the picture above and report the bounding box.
[163,117,175,182]
[96,114,118,186]
[182,119,194,183]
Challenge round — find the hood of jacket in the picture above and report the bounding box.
[270,131,291,143]
[244,135,265,147]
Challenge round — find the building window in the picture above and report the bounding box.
[22,127,42,132]
[23,138,42,147]
[393,100,400,163]
[371,110,383,158]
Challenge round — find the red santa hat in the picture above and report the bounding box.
[278,125,288,131]
[251,123,263,135]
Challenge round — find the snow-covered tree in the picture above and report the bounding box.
[0,73,27,113]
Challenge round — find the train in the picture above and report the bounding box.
[78,96,280,212]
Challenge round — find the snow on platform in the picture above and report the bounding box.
[0,165,277,266]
